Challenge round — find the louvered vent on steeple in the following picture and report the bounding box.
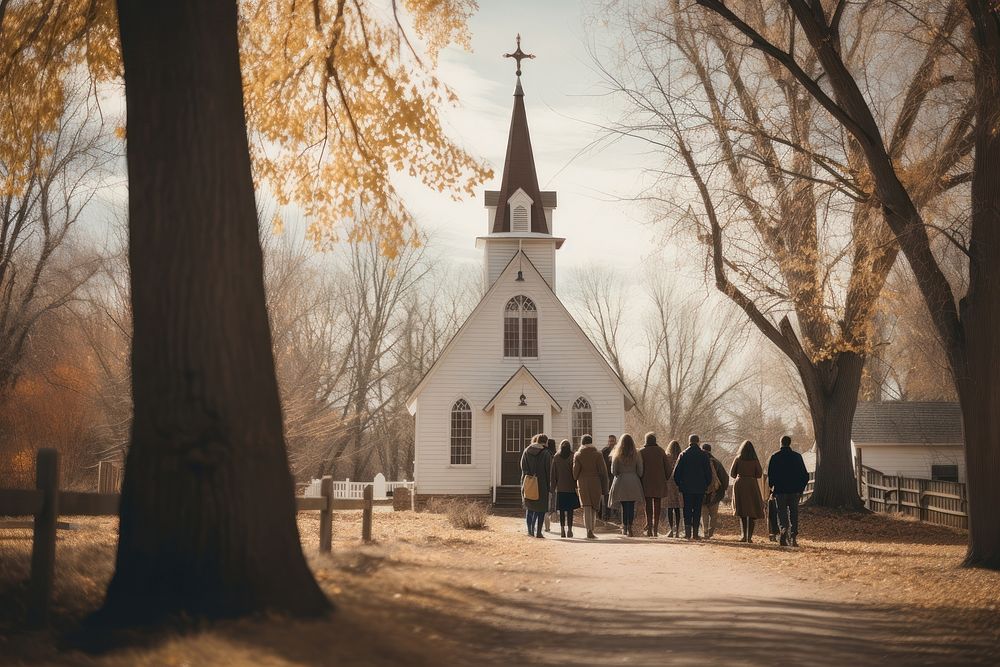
[512,205,529,232]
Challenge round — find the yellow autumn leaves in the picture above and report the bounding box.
[1,0,491,256]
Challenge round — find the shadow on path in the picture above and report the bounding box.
[225,577,1000,667]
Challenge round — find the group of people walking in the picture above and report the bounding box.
[520,431,809,545]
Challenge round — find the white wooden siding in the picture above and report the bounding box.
[483,239,555,290]
[857,444,966,482]
[484,240,518,290]
[414,256,627,495]
[521,240,555,290]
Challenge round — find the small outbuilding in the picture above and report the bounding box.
[851,401,965,482]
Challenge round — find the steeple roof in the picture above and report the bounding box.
[491,78,548,234]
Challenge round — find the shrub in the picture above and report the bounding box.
[445,501,490,530]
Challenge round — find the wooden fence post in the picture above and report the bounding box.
[918,478,927,523]
[896,477,903,514]
[319,475,333,554]
[30,448,58,627]
[98,461,111,494]
[362,485,373,543]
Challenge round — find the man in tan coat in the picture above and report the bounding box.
[573,434,610,539]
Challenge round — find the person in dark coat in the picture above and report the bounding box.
[767,435,810,546]
[520,433,553,538]
[543,437,557,533]
[639,432,671,537]
[550,439,581,538]
[700,443,729,539]
[600,434,617,522]
[671,434,712,539]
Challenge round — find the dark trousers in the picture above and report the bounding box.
[644,496,662,532]
[621,501,636,527]
[525,510,544,534]
[681,492,704,533]
[768,497,779,535]
[775,493,801,535]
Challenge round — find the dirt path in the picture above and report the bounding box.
[485,516,998,666]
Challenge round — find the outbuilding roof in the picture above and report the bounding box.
[851,401,963,444]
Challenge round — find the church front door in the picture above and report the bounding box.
[500,414,543,486]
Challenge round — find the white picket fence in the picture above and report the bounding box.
[303,473,413,500]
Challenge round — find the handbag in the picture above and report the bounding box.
[523,474,540,501]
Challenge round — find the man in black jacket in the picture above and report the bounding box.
[766,435,810,546]
[672,434,713,540]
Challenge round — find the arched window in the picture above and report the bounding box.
[450,399,472,465]
[512,204,529,232]
[571,397,592,449]
[504,295,538,358]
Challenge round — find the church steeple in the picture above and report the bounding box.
[479,36,562,291]
[492,36,547,234]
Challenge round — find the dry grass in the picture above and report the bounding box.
[703,506,1000,615]
[0,511,542,666]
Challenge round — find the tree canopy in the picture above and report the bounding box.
[1,0,490,256]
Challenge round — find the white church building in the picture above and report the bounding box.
[406,66,635,506]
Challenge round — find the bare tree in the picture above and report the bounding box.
[570,267,747,444]
[262,231,351,479]
[570,266,630,380]
[602,0,970,507]
[0,83,107,393]
[692,0,999,568]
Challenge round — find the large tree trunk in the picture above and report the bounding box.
[96,0,330,625]
[959,2,1000,569]
[801,352,864,509]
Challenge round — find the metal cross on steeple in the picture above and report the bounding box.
[503,33,535,77]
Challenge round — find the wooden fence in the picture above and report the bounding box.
[0,448,378,626]
[858,465,967,529]
[797,464,967,529]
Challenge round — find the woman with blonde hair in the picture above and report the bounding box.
[730,440,765,543]
[663,440,684,537]
[608,433,644,536]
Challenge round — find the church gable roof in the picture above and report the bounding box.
[491,81,549,235]
[483,365,562,413]
[405,251,636,413]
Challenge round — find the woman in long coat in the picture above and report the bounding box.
[663,440,684,537]
[639,432,670,537]
[730,439,765,543]
[573,434,609,539]
[550,439,581,538]
[521,433,553,538]
[609,433,645,537]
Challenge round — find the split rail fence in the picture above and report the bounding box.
[0,449,390,626]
